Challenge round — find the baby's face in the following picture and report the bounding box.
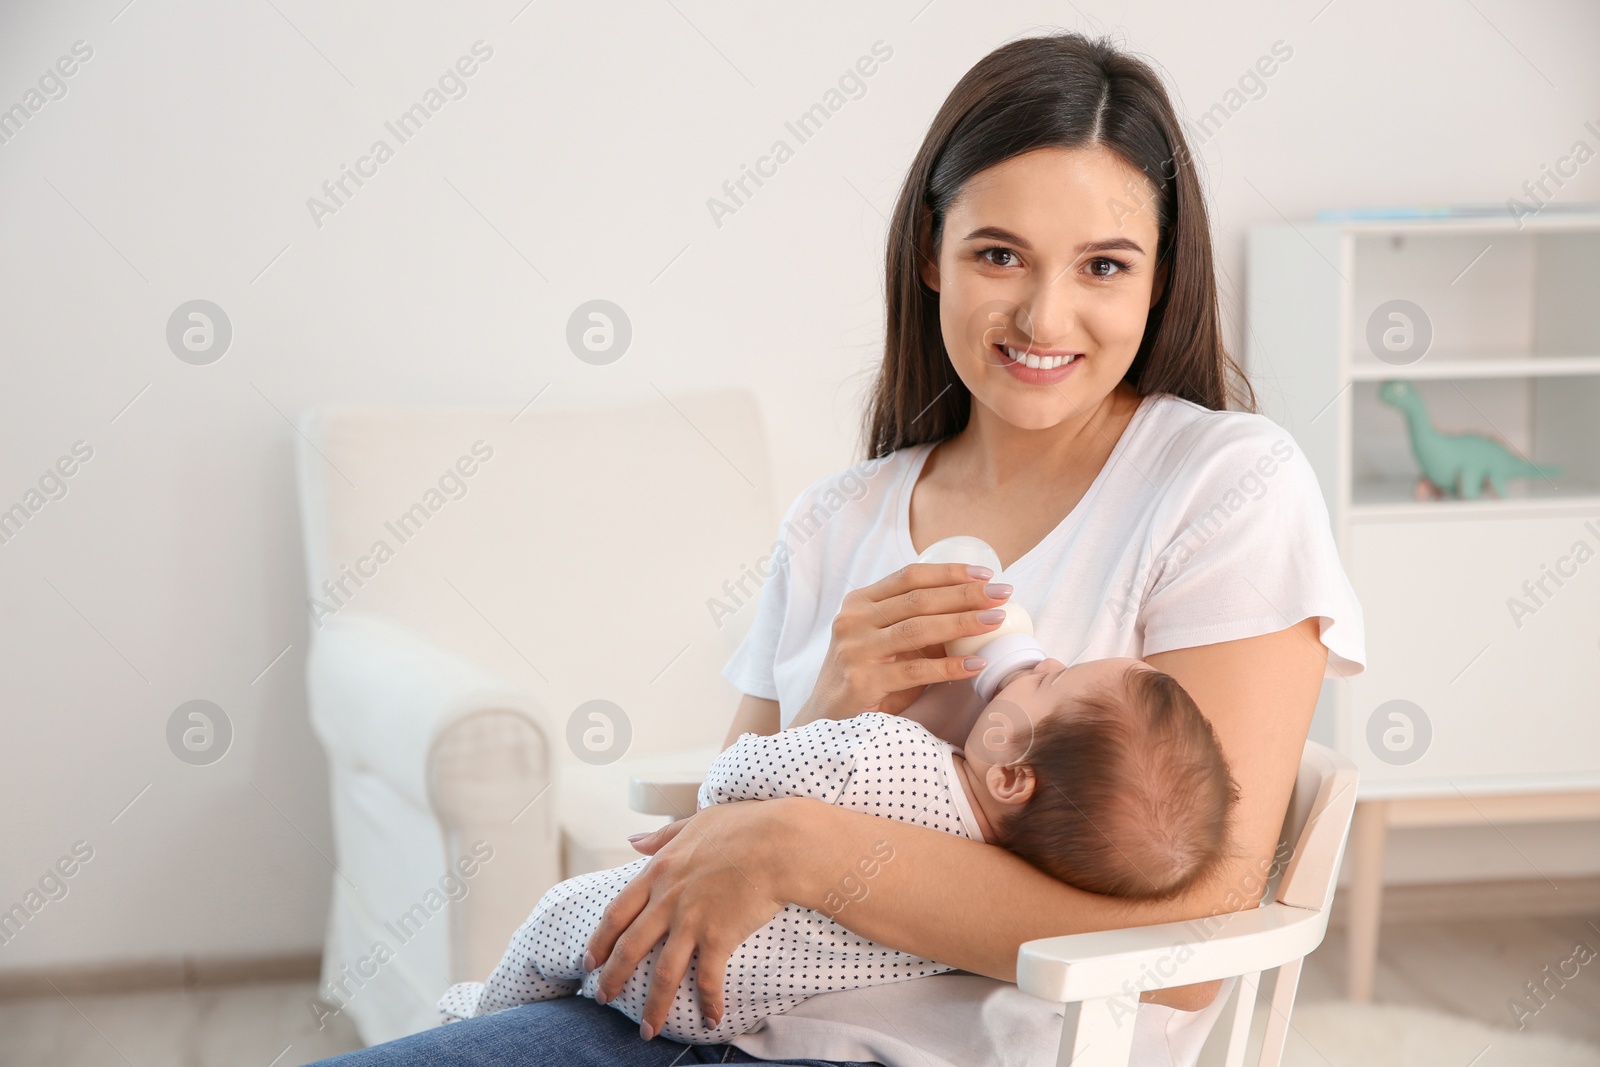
[960,656,1152,767]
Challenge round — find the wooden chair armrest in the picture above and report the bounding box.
[1017,900,1328,1003]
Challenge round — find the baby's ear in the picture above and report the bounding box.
[987,762,1035,806]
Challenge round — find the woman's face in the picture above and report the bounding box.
[920,145,1168,431]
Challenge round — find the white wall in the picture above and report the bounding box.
[2,0,1598,972]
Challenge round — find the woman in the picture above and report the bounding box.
[315,28,1364,1067]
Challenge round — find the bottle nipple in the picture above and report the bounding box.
[914,536,1048,701]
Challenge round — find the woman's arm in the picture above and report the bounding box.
[589,617,1328,1033]
[774,619,1325,989]
[722,694,780,749]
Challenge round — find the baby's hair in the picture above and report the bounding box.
[992,664,1242,901]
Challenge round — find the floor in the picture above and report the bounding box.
[1304,914,1600,1045]
[2,915,1596,1065]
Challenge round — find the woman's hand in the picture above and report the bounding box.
[582,801,792,1040]
[793,562,1013,723]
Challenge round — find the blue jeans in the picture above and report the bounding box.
[302,995,885,1066]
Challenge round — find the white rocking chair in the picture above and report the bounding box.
[630,739,1358,1067]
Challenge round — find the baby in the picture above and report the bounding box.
[437,655,1240,1043]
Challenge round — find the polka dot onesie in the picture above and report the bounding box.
[436,712,988,1044]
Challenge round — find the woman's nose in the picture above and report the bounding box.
[1016,274,1079,344]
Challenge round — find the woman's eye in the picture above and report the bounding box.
[1088,257,1130,278]
[980,247,1018,268]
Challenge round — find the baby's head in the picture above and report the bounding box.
[962,657,1239,901]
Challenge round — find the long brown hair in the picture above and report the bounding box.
[863,31,1255,459]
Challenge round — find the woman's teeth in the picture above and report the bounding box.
[1001,344,1080,370]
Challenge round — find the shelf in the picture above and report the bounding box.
[1334,214,1600,236]
[1348,374,1599,520]
[1349,476,1600,520]
[1356,772,1600,802]
[1248,216,1600,793]
[1349,354,1600,381]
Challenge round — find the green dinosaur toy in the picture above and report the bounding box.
[1378,380,1563,500]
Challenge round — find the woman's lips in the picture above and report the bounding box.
[992,342,1083,385]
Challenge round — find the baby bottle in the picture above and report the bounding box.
[914,535,1048,701]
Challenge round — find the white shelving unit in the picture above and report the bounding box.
[1246,212,1600,1000]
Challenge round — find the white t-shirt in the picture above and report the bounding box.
[720,391,1367,1067]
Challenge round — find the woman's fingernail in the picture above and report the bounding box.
[977,608,1006,624]
[627,832,650,843]
[640,1021,655,1040]
[582,952,596,971]
[963,657,986,671]
[983,583,1012,599]
[966,565,993,580]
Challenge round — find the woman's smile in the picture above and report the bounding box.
[990,340,1085,384]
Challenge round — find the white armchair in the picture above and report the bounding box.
[630,740,1358,1067]
[294,390,775,1044]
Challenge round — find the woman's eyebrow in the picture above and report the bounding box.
[961,225,1145,257]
